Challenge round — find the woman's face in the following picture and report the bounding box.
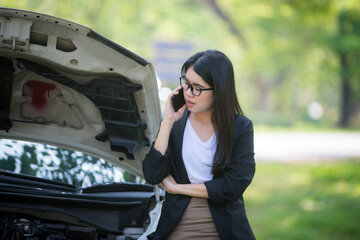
[183,66,214,115]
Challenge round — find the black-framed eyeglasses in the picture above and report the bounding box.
[179,76,213,96]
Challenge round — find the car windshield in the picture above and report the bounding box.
[0,139,141,188]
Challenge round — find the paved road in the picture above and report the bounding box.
[254,132,360,162]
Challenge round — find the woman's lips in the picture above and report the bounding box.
[186,99,195,107]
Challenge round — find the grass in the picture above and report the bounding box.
[244,159,360,240]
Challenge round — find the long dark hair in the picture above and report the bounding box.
[181,50,244,177]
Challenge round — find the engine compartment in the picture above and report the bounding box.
[1,215,99,240]
[0,170,158,240]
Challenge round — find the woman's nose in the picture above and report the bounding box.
[184,87,193,97]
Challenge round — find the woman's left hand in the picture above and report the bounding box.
[161,175,179,194]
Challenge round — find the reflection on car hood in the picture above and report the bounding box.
[0,8,162,177]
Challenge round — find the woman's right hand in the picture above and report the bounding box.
[154,86,186,155]
[162,86,187,125]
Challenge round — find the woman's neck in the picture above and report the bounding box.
[189,110,213,127]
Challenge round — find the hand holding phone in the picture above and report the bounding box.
[171,88,186,112]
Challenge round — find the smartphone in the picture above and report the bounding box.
[171,88,186,112]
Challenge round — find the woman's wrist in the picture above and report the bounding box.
[177,183,209,198]
[154,119,174,155]
[159,117,176,136]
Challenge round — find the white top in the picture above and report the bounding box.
[182,118,217,184]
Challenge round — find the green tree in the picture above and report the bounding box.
[1,0,359,128]
[333,9,360,127]
[209,0,359,127]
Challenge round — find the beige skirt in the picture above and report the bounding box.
[166,197,221,240]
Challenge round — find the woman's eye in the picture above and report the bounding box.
[194,86,202,91]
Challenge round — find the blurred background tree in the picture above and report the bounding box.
[333,9,360,127]
[1,0,359,128]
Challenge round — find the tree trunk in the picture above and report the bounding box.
[338,53,353,127]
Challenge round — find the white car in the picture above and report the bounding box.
[0,7,163,240]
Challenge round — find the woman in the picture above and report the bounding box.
[142,50,256,239]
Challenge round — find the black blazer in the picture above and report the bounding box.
[142,111,256,240]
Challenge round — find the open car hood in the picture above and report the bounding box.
[0,8,162,177]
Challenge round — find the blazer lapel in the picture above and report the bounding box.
[172,110,191,184]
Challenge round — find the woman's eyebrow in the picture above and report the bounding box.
[185,77,205,88]
[193,83,205,88]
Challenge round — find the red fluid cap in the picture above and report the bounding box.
[26,80,55,109]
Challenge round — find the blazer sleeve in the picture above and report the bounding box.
[142,142,171,185]
[204,117,255,203]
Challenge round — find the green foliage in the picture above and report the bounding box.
[336,9,360,53]
[1,0,360,127]
[245,160,360,240]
